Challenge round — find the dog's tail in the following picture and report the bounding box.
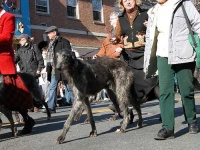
[19,73,51,120]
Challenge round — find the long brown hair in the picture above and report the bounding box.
[117,0,142,12]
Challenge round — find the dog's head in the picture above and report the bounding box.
[55,49,77,71]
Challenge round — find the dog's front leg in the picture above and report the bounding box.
[56,100,83,144]
[83,97,97,137]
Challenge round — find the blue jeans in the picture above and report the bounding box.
[101,89,108,99]
[47,75,58,110]
[65,84,74,104]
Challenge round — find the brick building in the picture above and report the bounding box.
[29,0,116,58]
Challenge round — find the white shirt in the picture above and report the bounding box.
[156,0,174,57]
[38,54,49,85]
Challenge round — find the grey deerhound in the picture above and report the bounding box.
[55,49,142,144]
[0,73,51,137]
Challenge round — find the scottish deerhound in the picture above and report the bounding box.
[0,72,51,137]
[55,49,142,144]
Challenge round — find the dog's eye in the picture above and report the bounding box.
[62,54,66,58]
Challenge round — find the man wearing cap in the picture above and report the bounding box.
[43,26,74,113]
[15,34,45,112]
[15,34,44,78]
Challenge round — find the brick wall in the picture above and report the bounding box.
[29,0,115,49]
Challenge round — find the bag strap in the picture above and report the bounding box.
[181,4,197,48]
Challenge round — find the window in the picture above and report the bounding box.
[92,0,102,22]
[67,0,78,18]
[35,0,50,14]
[4,0,21,14]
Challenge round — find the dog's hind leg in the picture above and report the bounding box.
[19,109,35,135]
[19,73,51,120]
[132,102,143,128]
[116,105,129,133]
[0,106,17,137]
[74,96,94,123]
[31,86,51,120]
[31,81,51,120]
[106,88,122,119]
[74,105,85,121]
[14,111,20,123]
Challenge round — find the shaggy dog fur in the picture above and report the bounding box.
[55,49,142,144]
[0,73,51,137]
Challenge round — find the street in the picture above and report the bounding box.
[1,92,200,150]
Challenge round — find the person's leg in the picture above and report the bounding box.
[47,75,58,110]
[157,57,175,131]
[65,83,74,104]
[45,82,50,103]
[101,90,106,100]
[155,57,175,140]
[175,62,197,125]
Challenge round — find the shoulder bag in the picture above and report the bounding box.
[182,4,200,68]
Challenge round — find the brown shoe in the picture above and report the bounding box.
[34,107,39,112]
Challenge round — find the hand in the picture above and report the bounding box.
[36,70,41,77]
[92,55,98,59]
[143,20,148,27]
[115,47,123,53]
[36,70,41,74]
[110,37,118,44]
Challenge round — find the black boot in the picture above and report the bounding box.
[154,128,174,140]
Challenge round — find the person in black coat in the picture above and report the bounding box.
[42,26,74,113]
[15,34,45,112]
[15,34,44,78]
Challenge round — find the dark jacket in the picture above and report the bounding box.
[15,42,44,77]
[118,7,148,45]
[53,36,72,80]
[118,7,158,100]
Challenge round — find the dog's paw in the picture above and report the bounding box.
[115,128,125,133]
[74,114,82,121]
[109,115,117,121]
[137,123,143,128]
[12,127,18,137]
[74,117,80,121]
[56,135,65,144]
[84,119,90,124]
[89,130,97,137]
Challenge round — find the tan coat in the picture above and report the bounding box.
[96,33,123,59]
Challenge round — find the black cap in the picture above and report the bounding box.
[45,26,58,33]
[17,34,29,40]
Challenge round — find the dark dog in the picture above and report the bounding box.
[55,49,142,144]
[0,73,51,137]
